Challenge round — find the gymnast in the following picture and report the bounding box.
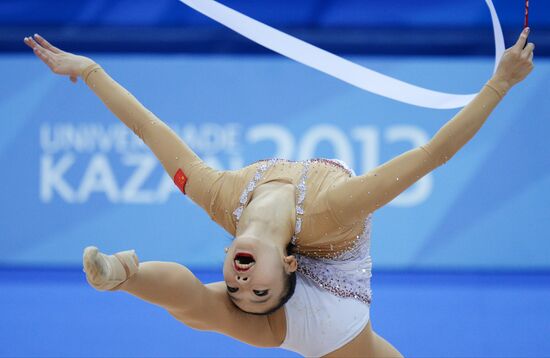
[24,28,534,357]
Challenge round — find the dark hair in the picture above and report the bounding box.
[241,243,297,316]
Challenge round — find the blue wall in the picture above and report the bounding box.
[3,0,550,55]
[2,0,549,28]
[1,3,550,355]
[1,269,549,357]
[1,54,549,270]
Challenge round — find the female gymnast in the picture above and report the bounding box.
[25,29,534,357]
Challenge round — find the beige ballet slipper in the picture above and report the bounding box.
[83,246,139,291]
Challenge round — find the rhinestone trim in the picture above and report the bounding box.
[291,160,311,245]
[232,158,351,227]
[296,214,373,305]
[232,158,279,221]
[312,158,353,176]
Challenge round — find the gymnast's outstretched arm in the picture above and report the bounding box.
[78,63,229,210]
[24,34,248,232]
[327,29,535,226]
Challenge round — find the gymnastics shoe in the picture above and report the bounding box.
[83,246,139,291]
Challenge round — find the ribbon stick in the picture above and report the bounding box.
[525,0,529,28]
[179,0,505,110]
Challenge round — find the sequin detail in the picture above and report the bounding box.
[294,158,371,305]
[314,158,353,176]
[295,215,373,305]
[232,158,278,221]
[291,160,311,245]
[232,158,351,224]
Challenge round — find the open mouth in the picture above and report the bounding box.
[233,252,256,272]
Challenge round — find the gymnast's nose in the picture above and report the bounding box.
[236,275,249,285]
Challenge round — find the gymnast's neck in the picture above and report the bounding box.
[235,181,296,249]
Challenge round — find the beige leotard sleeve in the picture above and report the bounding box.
[82,62,508,245]
[325,81,507,227]
[81,64,255,234]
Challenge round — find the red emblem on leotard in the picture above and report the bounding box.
[174,168,188,194]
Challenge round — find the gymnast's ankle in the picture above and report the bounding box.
[82,246,139,291]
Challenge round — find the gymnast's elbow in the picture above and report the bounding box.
[420,141,456,168]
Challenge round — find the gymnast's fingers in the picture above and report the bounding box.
[512,27,529,52]
[521,42,535,59]
[25,36,52,60]
[25,36,55,59]
[34,34,63,54]
[23,36,34,50]
[35,47,56,69]
[23,36,42,51]
[25,37,56,70]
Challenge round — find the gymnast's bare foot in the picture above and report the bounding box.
[83,246,139,291]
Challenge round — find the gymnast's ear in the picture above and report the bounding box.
[283,255,298,273]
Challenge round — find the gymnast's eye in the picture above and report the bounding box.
[227,286,239,293]
[253,289,269,297]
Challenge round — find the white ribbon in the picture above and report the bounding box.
[179,0,505,109]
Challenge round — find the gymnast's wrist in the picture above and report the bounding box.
[485,76,510,99]
[80,62,102,84]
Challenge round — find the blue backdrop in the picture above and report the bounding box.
[2,1,549,356]
[1,54,549,270]
[2,0,549,28]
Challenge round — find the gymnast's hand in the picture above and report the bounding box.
[492,27,535,92]
[24,34,95,83]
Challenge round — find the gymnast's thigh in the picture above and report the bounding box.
[323,321,403,358]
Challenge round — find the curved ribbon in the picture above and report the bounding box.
[179,0,505,109]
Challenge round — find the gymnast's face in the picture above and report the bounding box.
[223,237,296,314]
